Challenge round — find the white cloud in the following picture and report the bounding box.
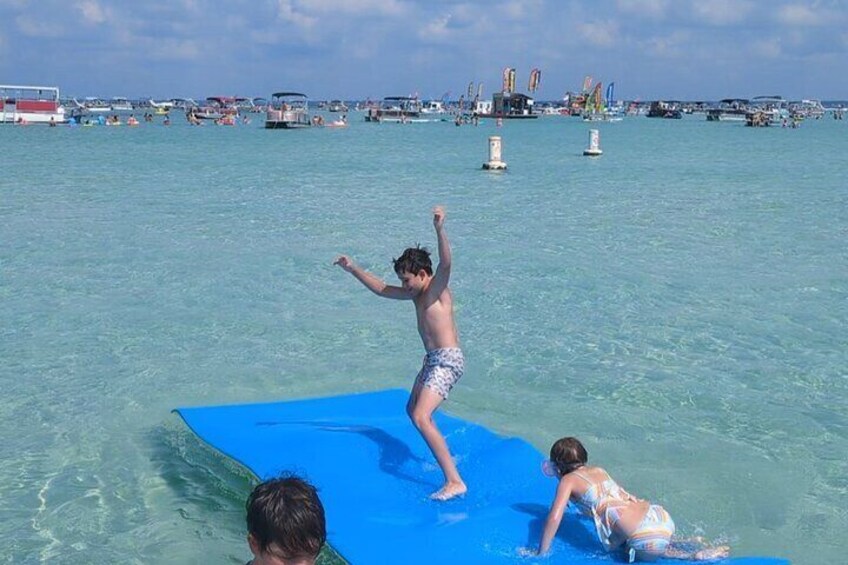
[292,0,407,17]
[347,33,380,60]
[752,37,782,58]
[276,0,317,28]
[616,0,670,19]
[777,4,828,26]
[113,27,202,62]
[76,0,107,25]
[498,0,543,20]
[249,29,283,44]
[576,20,620,48]
[691,0,753,25]
[15,15,65,37]
[641,30,690,57]
[149,38,201,61]
[418,14,452,41]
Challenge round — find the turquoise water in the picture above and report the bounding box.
[1,115,846,564]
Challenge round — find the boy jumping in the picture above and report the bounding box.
[334,206,467,501]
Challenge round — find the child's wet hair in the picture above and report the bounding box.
[550,437,588,475]
[393,245,433,276]
[246,474,326,560]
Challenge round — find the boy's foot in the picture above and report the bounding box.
[693,546,730,561]
[430,481,467,501]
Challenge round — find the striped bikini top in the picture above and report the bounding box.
[571,469,637,550]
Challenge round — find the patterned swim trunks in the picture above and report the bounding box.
[416,348,464,399]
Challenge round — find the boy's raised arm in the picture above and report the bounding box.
[334,255,410,300]
[430,206,451,292]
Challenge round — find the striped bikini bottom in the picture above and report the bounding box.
[625,504,675,559]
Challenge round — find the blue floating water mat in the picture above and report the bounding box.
[175,389,785,564]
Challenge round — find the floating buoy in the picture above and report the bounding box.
[482,135,507,170]
[583,128,603,156]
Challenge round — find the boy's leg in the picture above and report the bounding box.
[406,383,466,500]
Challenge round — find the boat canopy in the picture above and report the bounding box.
[272,92,307,99]
[499,92,533,101]
[207,96,236,105]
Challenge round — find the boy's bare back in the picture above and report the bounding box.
[407,206,458,351]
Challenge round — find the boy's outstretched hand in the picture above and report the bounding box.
[333,255,355,272]
[433,205,446,229]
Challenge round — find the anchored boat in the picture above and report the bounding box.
[365,96,422,122]
[265,92,312,129]
[1,85,66,124]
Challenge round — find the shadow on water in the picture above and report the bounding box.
[512,502,603,556]
[256,420,433,487]
[317,423,433,487]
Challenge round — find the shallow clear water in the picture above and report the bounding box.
[1,114,846,564]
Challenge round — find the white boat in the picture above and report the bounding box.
[420,100,447,115]
[110,97,134,112]
[188,97,238,121]
[706,99,750,122]
[538,104,566,116]
[582,110,623,122]
[747,96,790,125]
[83,97,112,113]
[150,99,176,112]
[327,100,348,112]
[365,96,422,122]
[249,98,268,112]
[0,84,66,124]
[790,99,825,120]
[163,98,193,112]
[265,92,311,129]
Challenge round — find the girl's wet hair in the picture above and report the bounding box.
[393,245,433,276]
[550,437,588,475]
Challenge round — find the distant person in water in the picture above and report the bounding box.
[334,206,467,501]
[525,437,730,562]
[246,475,326,565]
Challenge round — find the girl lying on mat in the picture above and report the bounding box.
[525,437,729,563]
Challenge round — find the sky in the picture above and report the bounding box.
[1,0,847,101]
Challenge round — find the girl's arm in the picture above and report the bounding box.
[538,477,573,555]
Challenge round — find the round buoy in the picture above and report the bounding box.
[482,135,507,170]
[583,129,603,156]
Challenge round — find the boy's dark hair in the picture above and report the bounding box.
[550,437,588,476]
[246,475,326,560]
[392,245,432,276]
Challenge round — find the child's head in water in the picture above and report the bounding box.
[246,475,326,565]
[543,436,588,477]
